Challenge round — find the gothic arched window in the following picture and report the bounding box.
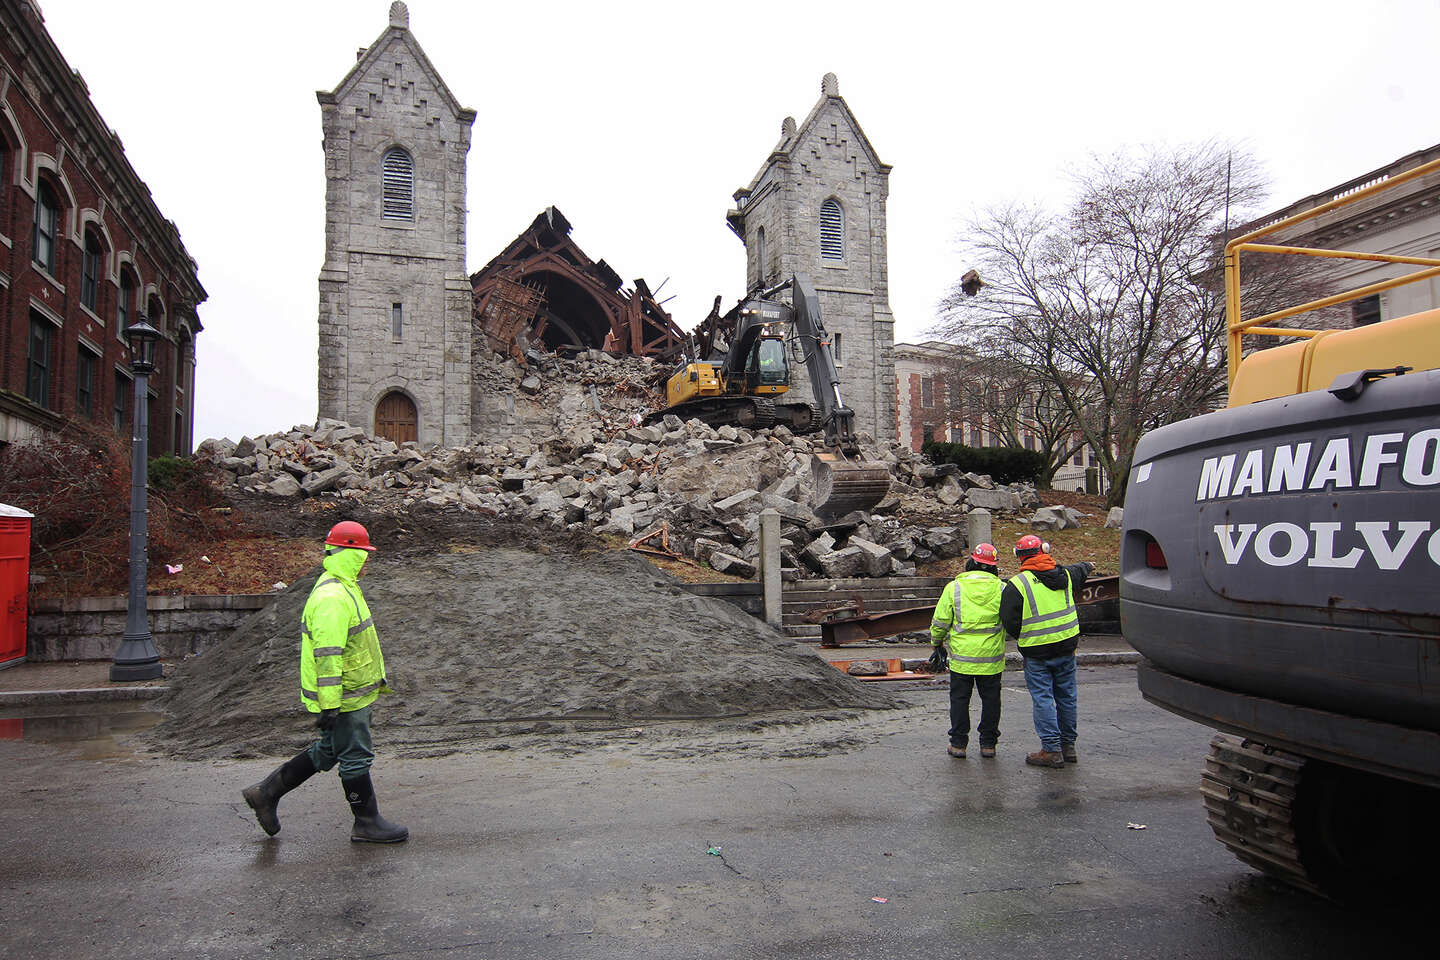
[382,147,414,221]
[819,198,844,262]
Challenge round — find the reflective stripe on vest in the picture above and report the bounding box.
[946,570,1006,675]
[1010,569,1079,646]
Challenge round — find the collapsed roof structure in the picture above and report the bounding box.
[470,207,690,362]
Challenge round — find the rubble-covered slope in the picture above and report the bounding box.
[147,546,904,761]
[196,351,1056,582]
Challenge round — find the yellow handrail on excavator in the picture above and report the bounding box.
[1224,155,1440,405]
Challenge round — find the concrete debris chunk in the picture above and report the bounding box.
[301,466,350,497]
[935,475,964,506]
[1029,505,1084,531]
[264,475,302,497]
[713,489,761,516]
[708,552,757,579]
[965,487,1013,511]
[817,545,869,579]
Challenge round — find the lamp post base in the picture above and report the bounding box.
[111,633,163,682]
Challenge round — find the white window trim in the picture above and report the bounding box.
[29,296,63,328]
[30,261,66,294]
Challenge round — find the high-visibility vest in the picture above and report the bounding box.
[930,570,1006,675]
[1008,568,1079,648]
[300,550,387,713]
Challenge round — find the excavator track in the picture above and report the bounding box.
[742,397,777,429]
[776,401,822,434]
[647,396,776,430]
[1200,735,1324,897]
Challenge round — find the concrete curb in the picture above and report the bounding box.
[0,686,168,708]
[1074,652,1142,666]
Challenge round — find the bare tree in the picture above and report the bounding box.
[930,355,1084,488]
[933,143,1324,507]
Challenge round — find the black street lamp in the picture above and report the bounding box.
[111,316,163,682]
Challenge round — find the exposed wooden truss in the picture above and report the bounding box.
[470,206,688,362]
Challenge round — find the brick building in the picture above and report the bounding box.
[725,73,898,441]
[894,340,1097,491]
[0,0,204,452]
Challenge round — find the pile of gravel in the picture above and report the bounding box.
[148,544,902,760]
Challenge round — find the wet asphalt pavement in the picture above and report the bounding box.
[0,664,1428,959]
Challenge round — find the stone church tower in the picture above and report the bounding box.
[725,73,897,442]
[316,2,475,446]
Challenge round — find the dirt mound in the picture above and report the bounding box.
[147,544,901,760]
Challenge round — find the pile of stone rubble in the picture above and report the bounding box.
[196,351,1095,580]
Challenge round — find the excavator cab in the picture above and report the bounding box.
[742,336,790,395]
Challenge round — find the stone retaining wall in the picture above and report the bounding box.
[26,595,275,662]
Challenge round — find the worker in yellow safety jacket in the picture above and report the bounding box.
[1000,534,1094,769]
[242,520,407,843]
[929,542,1006,759]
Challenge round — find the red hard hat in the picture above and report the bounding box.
[1015,534,1044,555]
[325,520,376,552]
[970,542,998,565]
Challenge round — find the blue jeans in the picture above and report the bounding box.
[1022,656,1077,753]
[308,705,374,779]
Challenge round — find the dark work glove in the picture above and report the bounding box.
[316,708,340,732]
[926,645,947,673]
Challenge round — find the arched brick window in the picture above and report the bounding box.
[82,229,104,311]
[382,147,414,221]
[148,294,165,334]
[117,269,135,330]
[33,178,60,275]
[819,198,844,262]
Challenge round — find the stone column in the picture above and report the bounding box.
[967,508,992,556]
[758,508,782,627]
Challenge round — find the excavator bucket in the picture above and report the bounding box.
[811,453,892,520]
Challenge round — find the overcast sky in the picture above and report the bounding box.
[35,0,1440,444]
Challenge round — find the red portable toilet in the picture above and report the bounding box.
[0,503,34,669]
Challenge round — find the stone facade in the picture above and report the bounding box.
[726,74,897,441]
[0,0,205,452]
[316,2,475,447]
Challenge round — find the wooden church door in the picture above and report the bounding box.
[375,391,417,444]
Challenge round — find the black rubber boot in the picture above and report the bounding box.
[241,750,318,836]
[342,773,409,844]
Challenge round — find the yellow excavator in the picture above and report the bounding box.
[647,274,890,519]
